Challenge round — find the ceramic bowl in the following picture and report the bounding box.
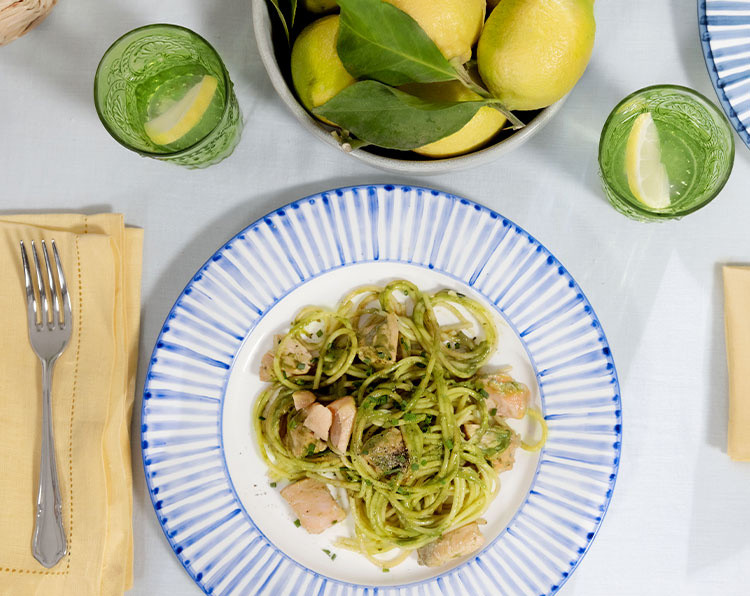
[251,0,566,174]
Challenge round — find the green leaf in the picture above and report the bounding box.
[315,81,489,150]
[336,0,457,86]
[267,0,290,41]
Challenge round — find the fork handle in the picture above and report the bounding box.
[32,358,67,568]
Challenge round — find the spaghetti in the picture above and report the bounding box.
[253,280,546,567]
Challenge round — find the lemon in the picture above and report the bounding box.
[304,0,337,12]
[384,0,485,63]
[625,112,671,209]
[291,15,357,125]
[401,78,506,157]
[477,0,595,110]
[144,75,218,146]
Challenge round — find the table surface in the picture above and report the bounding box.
[2,0,749,594]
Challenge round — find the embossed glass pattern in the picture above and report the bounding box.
[598,85,734,221]
[94,24,243,168]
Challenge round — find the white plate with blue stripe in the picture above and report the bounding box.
[142,185,621,596]
[699,0,750,148]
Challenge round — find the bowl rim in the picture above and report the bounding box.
[250,0,565,173]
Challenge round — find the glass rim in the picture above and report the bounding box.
[598,83,736,220]
[93,23,233,159]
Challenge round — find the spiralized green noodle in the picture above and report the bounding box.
[253,280,547,566]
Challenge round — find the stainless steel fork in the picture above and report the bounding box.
[20,240,72,568]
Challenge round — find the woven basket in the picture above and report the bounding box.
[0,0,57,46]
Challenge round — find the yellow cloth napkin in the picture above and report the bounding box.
[0,214,142,595]
[723,265,750,461]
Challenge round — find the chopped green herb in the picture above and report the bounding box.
[296,362,305,370]
[382,568,390,573]
[415,362,426,368]
[420,459,427,466]
[403,412,417,421]
[331,553,337,561]
[294,519,301,527]
[411,463,420,471]
[444,438,454,450]
[396,487,410,495]
[289,418,299,430]
[323,549,331,556]
[259,415,266,421]
[270,482,277,488]
[306,443,316,456]
[454,342,460,349]
[478,388,489,399]
[317,329,324,337]
[489,408,497,417]
[361,450,369,455]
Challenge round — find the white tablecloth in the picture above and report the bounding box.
[1,0,749,594]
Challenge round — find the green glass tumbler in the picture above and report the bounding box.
[598,85,734,221]
[94,24,243,168]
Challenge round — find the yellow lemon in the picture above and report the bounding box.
[477,0,595,110]
[625,112,671,209]
[401,78,506,158]
[384,0,485,63]
[144,75,218,146]
[291,15,356,124]
[304,0,337,13]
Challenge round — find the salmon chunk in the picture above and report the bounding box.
[463,423,519,474]
[479,373,530,420]
[358,312,399,367]
[361,427,409,477]
[259,351,275,382]
[490,431,520,473]
[278,336,313,376]
[293,390,316,410]
[258,336,313,381]
[417,522,484,567]
[286,408,327,457]
[303,403,333,441]
[328,396,356,453]
[280,478,346,534]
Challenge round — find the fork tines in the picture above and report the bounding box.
[20,240,71,330]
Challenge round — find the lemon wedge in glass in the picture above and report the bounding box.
[144,75,218,146]
[625,112,671,209]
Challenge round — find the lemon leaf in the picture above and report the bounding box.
[267,0,294,42]
[314,80,491,150]
[336,0,457,86]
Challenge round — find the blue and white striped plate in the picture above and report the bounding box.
[142,185,621,596]
[699,0,750,148]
